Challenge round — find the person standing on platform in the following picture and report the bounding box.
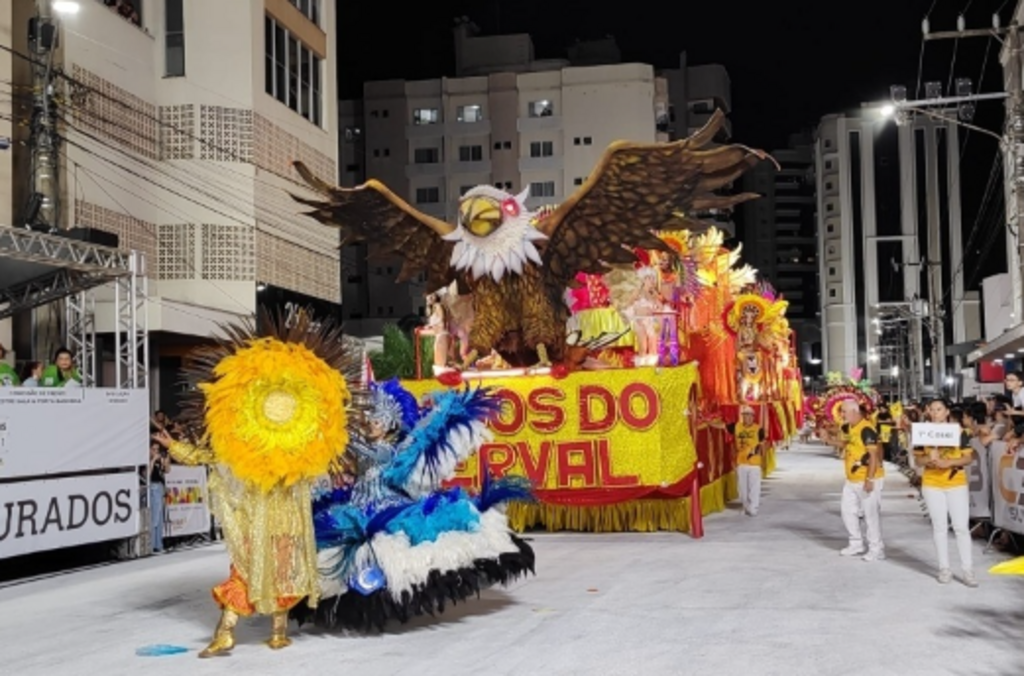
[913,398,977,587]
[729,405,766,516]
[839,400,885,561]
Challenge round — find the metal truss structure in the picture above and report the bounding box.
[0,225,148,388]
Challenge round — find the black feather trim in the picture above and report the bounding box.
[291,535,535,632]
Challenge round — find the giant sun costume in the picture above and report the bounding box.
[290,378,536,631]
[159,314,367,657]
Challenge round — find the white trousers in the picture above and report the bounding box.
[921,485,973,572]
[841,479,884,551]
[737,465,762,514]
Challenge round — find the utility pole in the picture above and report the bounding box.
[29,0,60,231]
[1005,25,1024,320]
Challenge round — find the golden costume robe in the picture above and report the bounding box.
[169,441,320,616]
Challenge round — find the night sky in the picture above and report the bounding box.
[337,0,1013,287]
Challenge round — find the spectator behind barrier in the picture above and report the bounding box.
[0,343,19,386]
[40,347,83,387]
[19,360,43,387]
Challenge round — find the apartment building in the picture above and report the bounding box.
[815,108,980,390]
[339,22,733,334]
[1,0,338,411]
[741,131,820,376]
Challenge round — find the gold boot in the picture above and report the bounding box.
[266,611,292,650]
[198,609,239,658]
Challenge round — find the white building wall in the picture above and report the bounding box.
[40,0,340,342]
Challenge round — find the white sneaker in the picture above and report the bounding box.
[862,549,885,562]
[937,569,953,584]
[962,570,979,587]
[840,545,866,557]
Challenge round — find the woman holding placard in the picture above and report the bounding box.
[913,399,977,587]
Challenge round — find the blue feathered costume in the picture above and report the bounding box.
[289,379,535,631]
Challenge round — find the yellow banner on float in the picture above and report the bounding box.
[401,365,699,501]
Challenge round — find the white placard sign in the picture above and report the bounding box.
[164,466,210,537]
[910,422,962,448]
[0,388,148,478]
[0,473,139,558]
[991,440,1024,536]
[968,437,991,519]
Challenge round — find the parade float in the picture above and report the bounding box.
[803,369,880,447]
[292,110,802,535]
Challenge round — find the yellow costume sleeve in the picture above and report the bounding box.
[168,440,215,466]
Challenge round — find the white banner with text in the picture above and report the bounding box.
[0,388,148,478]
[0,472,139,558]
[910,423,962,448]
[990,440,1024,536]
[968,437,991,519]
[164,466,210,537]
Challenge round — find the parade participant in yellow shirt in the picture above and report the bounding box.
[727,406,766,516]
[839,400,885,561]
[913,398,977,587]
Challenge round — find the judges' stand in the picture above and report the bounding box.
[0,224,151,566]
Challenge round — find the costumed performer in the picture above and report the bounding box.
[291,378,536,631]
[152,313,366,657]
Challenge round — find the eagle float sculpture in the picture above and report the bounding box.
[293,110,771,369]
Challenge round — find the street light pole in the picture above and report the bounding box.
[1005,25,1024,321]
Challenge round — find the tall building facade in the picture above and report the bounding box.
[2,0,338,410]
[741,132,819,376]
[815,108,980,391]
[338,23,733,335]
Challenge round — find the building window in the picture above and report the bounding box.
[344,127,361,142]
[415,187,440,203]
[825,181,833,190]
[165,0,185,77]
[264,16,322,125]
[528,100,554,117]
[493,142,502,150]
[826,203,834,212]
[287,0,321,24]
[573,137,581,145]
[344,163,359,172]
[414,148,439,164]
[457,104,483,122]
[828,266,837,276]
[826,223,835,234]
[824,139,832,149]
[530,181,555,198]
[458,145,483,162]
[530,141,554,158]
[583,137,592,145]
[502,141,512,149]
[414,108,439,125]
[460,185,474,196]
[573,177,584,185]
[503,181,512,189]
[828,288,837,299]
[825,160,834,170]
[383,148,390,157]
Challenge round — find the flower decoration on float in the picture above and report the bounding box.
[185,311,360,493]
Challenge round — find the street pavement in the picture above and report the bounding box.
[1,441,1022,675]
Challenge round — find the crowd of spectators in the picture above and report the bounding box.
[0,344,83,388]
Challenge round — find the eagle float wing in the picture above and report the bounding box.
[536,109,773,295]
[291,162,456,291]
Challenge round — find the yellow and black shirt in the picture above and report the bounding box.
[844,419,884,482]
[728,421,766,467]
[914,431,972,490]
